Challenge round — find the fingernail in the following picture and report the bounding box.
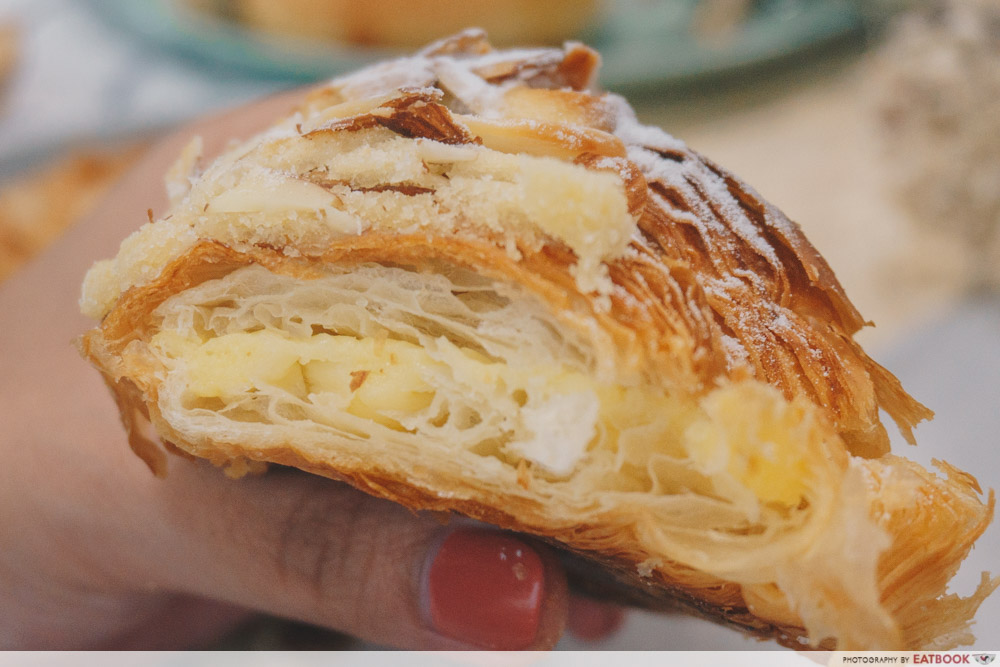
[424,528,545,649]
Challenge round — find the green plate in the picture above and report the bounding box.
[87,0,864,91]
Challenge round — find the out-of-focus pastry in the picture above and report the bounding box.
[184,0,601,48]
[79,31,996,650]
[0,23,19,94]
[0,149,139,282]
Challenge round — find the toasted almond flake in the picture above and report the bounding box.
[207,171,340,214]
[301,93,399,133]
[459,115,625,161]
[349,370,370,392]
[165,136,203,207]
[414,138,480,163]
[501,87,616,132]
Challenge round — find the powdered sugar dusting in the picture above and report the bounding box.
[432,56,505,115]
[624,142,782,290]
[327,43,567,120]
[770,311,793,333]
[89,35,787,330]
[720,333,750,370]
[320,35,782,304]
[332,56,437,100]
[608,93,688,154]
[464,47,562,72]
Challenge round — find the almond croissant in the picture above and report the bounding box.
[79,31,996,650]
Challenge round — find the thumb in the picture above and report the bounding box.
[128,459,569,650]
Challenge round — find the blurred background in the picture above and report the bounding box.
[0,0,996,652]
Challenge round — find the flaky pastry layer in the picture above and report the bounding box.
[79,31,996,649]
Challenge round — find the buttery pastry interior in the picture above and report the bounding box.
[79,30,996,650]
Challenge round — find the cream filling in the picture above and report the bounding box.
[151,326,812,498]
[144,264,815,506]
[155,328,602,476]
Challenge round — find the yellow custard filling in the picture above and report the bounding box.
[151,328,812,505]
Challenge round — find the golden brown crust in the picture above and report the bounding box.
[200,1,601,50]
[83,350,997,650]
[80,238,995,650]
[79,34,992,649]
[81,321,815,648]
[290,43,932,457]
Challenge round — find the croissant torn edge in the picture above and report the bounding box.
[78,30,997,650]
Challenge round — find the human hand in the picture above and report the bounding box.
[0,91,623,650]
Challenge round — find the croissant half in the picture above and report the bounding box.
[79,31,996,650]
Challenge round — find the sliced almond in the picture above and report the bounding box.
[165,136,204,207]
[208,171,339,214]
[501,87,616,132]
[296,85,348,119]
[414,138,479,163]
[458,115,625,161]
[301,93,399,134]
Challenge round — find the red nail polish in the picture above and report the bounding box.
[426,529,545,649]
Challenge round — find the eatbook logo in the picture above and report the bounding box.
[913,655,995,664]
